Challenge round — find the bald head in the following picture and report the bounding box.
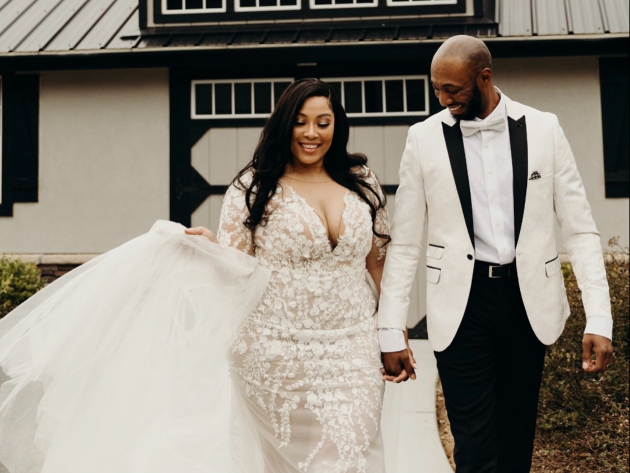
[430,36,499,120]
[433,35,492,77]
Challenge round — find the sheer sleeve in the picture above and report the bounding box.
[364,168,390,269]
[217,176,255,256]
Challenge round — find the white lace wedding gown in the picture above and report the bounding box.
[0,168,396,473]
[222,168,390,472]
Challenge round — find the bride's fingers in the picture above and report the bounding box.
[392,369,409,383]
[185,227,217,242]
[407,348,417,370]
[185,227,204,234]
[381,367,397,383]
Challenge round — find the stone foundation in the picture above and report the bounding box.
[2,254,99,284]
[37,264,83,283]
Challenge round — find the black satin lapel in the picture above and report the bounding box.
[442,122,474,248]
[509,116,528,245]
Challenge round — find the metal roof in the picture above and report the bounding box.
[0,0,137,53]
[497,0,629,36]
[0,0,627,55]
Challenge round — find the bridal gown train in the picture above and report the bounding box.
[0,167,397,473]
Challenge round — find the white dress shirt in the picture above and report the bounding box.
[464,91,515,265]
[378,91,516,352]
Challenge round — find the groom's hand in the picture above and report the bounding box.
[582,334,613,373]
[381,350,416,383]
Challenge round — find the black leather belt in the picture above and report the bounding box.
[474,260,516,278]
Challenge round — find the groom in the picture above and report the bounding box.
[378,36,613,472]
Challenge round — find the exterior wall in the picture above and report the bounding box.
[190,125,427,327]
[493,56,629,251]
[0,68,170,254]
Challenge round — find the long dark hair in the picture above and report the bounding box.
[234,78,390,244]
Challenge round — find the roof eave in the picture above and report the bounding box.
[0,34,627,71]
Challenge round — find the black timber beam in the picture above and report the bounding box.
[0,36,627,72]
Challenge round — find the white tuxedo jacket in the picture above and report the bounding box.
[378,95,612,352]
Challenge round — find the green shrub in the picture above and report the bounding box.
[0,256,46,318]
[533,239,629,472]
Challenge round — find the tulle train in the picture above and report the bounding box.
[0,221,402,473]
[0,221,270,473]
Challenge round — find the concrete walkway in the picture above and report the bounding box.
[392,339,453,473]
[0,340,451,473]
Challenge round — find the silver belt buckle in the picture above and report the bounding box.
[489,265,500,278]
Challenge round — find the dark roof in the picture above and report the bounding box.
[0,0,627,55]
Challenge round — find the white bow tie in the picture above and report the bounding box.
[459,116,506,137]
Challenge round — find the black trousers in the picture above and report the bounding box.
[434,262,547,473]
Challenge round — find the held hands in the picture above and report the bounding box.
[381,328,417,383]
[582,333,613,373]
[184,226,217,243]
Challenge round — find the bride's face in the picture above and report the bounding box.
[290,96,335,169]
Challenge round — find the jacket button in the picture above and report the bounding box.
[467,254,473,260]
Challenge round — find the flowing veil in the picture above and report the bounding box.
[0,220,401,473]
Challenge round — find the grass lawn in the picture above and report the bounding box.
[532,252,629,472]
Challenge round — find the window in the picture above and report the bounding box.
[386,0,457,6]
[236,0,300,11]
[599,58,629,198]
[310,0,377,9]
[0,74,39,217]
[191,79,293,118]
[155,0,465,21]
[324,76,429,117]
[0,77,2,205]
[162,0,226,14]
[191,76,429,119]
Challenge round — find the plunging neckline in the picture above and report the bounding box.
[280,180,350,252]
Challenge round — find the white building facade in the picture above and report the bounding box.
[0,0,628,326]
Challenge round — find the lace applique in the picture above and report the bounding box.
[218,167,390,473]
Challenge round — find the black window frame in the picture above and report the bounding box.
[191,75,429,120]
[152,0,465,23]
[236,0,301,12]
[191,78,294,118]
[599,57,629,198]
[323,75,429,118]
[0,73,39,217]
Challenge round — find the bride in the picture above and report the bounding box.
[0,78,413,473]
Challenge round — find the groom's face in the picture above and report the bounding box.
[431,57,483,121]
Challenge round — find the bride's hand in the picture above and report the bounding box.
[185,226,217,243]
[404,328,417,376]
